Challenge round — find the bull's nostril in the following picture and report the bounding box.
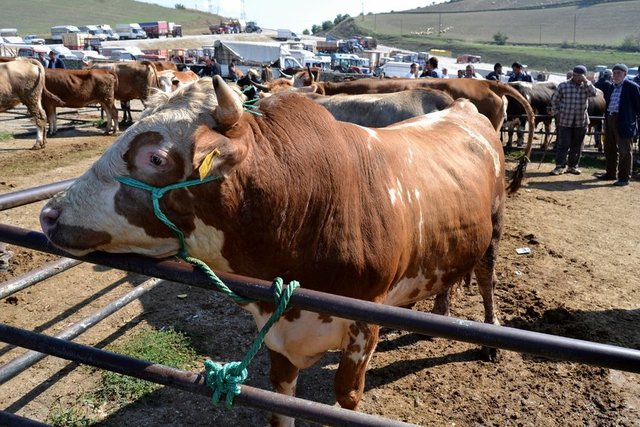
[40,207,60,233]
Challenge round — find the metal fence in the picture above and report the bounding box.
[1,180,640,426]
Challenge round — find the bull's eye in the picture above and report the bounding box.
[150,154,165,167]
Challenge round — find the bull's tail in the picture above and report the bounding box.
[24,58,65,107]
[489,82,535,193]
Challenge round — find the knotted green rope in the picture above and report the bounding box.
[203,277,299,406]
[116,174,299,406]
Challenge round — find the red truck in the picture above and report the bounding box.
[138,21,169,39]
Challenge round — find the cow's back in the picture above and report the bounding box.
[0,59,44,109]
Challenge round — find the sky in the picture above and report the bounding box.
[136,0,441,34]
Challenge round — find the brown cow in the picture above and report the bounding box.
[41,76,507,426]
[313,78,536,192]
[42,68,119,135]
[93,61,160,124]
[0,58,60,149]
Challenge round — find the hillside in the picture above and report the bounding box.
[356,0,640,46]
[0,0,223,37]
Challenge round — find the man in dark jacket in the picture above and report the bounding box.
[598,63,640,186]
[47,51,65,69]
[485,63,503,81]
[508,62,532,82]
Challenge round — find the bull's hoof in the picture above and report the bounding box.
[481,346,500,362]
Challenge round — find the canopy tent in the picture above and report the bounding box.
[213,40,291,66]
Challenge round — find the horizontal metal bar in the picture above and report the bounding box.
[0,257,81,300]
[0,179,75,211]
[1,223,639,373]
[0,324,412,427]
[0,278,162,385]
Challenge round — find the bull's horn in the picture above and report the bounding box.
[253,81,271,92]
[212,75,243,128]
[280,70,292,79]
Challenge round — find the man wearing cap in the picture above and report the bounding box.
[549,65,597,175]
[508,62,532,82]
[598,63,640,186]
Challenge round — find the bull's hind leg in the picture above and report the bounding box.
[474,241,500,362]
[268,349,299,427]
[335,321,379,410]
[28,102,47,149]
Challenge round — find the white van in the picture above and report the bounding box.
[50,25,80,42]
[78,25,108,41]
[115,23,147,40]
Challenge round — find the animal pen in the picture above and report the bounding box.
[0,179,639,426]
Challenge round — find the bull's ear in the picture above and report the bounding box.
[212,75,243,129]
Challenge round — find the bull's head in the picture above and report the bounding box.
[40,76,249,265]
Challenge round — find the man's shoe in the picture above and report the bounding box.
[613,180,629,186]
[596,174,616,180]
[549,166,566,176]
[567,167,582,175]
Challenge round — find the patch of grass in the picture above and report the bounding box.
[97,327,198,405]
[48,405,93,427]
[0,132,12,142]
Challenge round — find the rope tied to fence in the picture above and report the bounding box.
[115,174,300,406]
[204,276,299,406]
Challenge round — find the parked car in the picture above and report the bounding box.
[23,35,46,45]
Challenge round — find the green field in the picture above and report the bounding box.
[0,0,220,37]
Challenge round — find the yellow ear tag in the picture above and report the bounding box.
[198,148,221,180]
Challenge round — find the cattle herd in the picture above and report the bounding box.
[0,57,608,425]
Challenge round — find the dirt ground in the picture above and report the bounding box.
[1,115,639,426]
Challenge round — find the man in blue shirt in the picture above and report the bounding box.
[598,63,640,186]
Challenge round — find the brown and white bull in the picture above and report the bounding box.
[305,88,454,127]
[43,68,119,135]
[0,58,55,149]
[40,76,507,426]
[313,78,536,191]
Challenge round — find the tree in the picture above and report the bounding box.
[303,29,310,35]
[311,24,321,34]
[493,31,508,45]
[174,3,185,9]
[322,20,334,31]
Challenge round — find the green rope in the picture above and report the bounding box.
[116,174,300,406]
[203,277,299,406]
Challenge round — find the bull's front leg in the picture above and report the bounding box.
[268,349,299,427]
[335,321,379,410]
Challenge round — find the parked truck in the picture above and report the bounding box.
[115,23,147,40]
[138,21,169,39]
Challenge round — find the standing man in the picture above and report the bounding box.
[549,65,597,175]
[47,51,65,69]
[597,64,640,186]
[37,51,49,68]
[485,63,503,81]
[211,58,222,77]
[420,57,442,78]
[508,62,532,82]
[404,63,418,79]
[228,59,238,82]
